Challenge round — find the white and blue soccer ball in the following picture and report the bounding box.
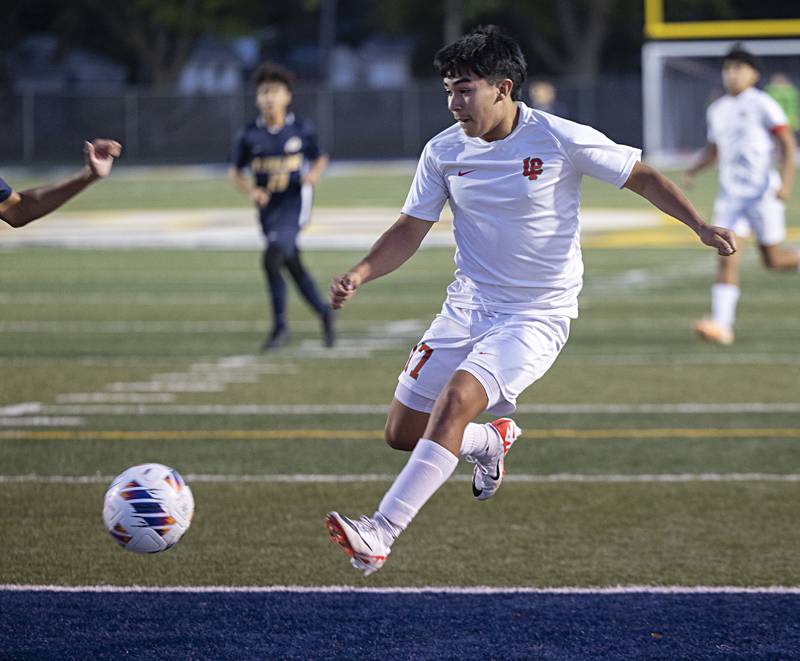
[103,463,195,553]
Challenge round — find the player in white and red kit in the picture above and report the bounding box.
[325,26,736,576]
[686,45,797,345]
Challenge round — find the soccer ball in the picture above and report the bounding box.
[103,463,195,553]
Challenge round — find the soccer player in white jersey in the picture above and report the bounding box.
[325,26,736,576]
[685,45,798,345]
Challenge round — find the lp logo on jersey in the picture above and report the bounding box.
[522,157,543,180]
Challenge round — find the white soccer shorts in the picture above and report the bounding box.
[395,301,570,416]
[713,178,786,247]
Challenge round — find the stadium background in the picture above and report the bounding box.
[2,1,800,658]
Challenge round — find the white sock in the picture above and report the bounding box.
[373,511,402,543]
[378,438,458,532]
[459,422,502,462]
[710,283,740,329]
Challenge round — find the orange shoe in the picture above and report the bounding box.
[693,319,734,345]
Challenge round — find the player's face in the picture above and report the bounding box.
[444,72,509,140]
[722,61,759,95]
[256,82,292,117]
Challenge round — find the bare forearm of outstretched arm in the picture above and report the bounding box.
[687,143,717,176]
[625,162,706,232]
[776,129,796,195]
[228,168,252,195]
[2,167,97,228]
[624,162,735,256]
[349,215,433,285]
[304,155,329,185]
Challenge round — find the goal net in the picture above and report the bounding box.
[642,39,800,166]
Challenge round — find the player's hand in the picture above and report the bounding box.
[301,171,321,187]
[776,184,791,201]
[250,187,271,208]
[85,139,122,178]
[330,272,362,309]
[697,224,736,256]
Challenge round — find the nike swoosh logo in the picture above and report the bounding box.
[472,462,502,498]
[457,170,475,176]
[343,517,372,551]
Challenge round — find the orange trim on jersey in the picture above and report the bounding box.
[770,124,789,135]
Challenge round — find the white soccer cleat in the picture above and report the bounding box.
[693,319,734,346]
[325,511,391,577]
[470,418,522,501]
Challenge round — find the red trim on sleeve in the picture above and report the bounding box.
[770,124,789,135]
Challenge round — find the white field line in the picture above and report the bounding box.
[6,318,800,333]
[3,402,799,417]
[2,473,800,484]
[1,584,799,594]
[559,353,800,366]
[0,320,265,333]
[1,292,792,306]
[55,393,177,404]
[582,258,708,296]
[0,293,257,305]
[0,417,83,427]
[4,353,800,368]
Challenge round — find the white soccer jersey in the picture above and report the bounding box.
[707,87,789,199]
[402,102,640,317]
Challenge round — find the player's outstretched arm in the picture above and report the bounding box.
[682,142,717,188]
[228,167,270,208]
[330,214,433,309]
[1,139,121,228]
[624,161,736,256]
[774,126,796,201]
[301,155,329,187]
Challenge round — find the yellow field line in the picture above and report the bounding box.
[582,224,800,250]
[1,428,799,441]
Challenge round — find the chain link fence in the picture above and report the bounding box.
[0,75,642,165]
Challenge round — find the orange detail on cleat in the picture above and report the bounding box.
[491,418,520,455]
[693,319,734,346]
[325,515,355,558]
[324,514,387,565]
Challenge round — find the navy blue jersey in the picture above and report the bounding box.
[230,113,322,200]
[230,113,323,245]
[0,176,12,204]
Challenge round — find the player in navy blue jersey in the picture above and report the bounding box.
[229,63,334,351]
[0,139,121,227]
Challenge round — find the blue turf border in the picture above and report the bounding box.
[1,591,799,660]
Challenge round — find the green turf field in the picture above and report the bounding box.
[1,239,799,587]
[8,166,799,219]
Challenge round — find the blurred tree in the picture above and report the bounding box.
[375,0,641,77]
[5,0,794,86]
[5,0,275,85]
[74,0,256,86]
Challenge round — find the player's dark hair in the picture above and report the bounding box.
[723,44,762,73]
[253,62,295,91]
[434,25,527,101]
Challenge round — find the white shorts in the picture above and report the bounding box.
[395,301,570,416]
[713,179,785,247]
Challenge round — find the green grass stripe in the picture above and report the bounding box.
[2,482,799,586]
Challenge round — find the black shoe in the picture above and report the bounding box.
[321,309,335,348]
[261,326,290,352]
